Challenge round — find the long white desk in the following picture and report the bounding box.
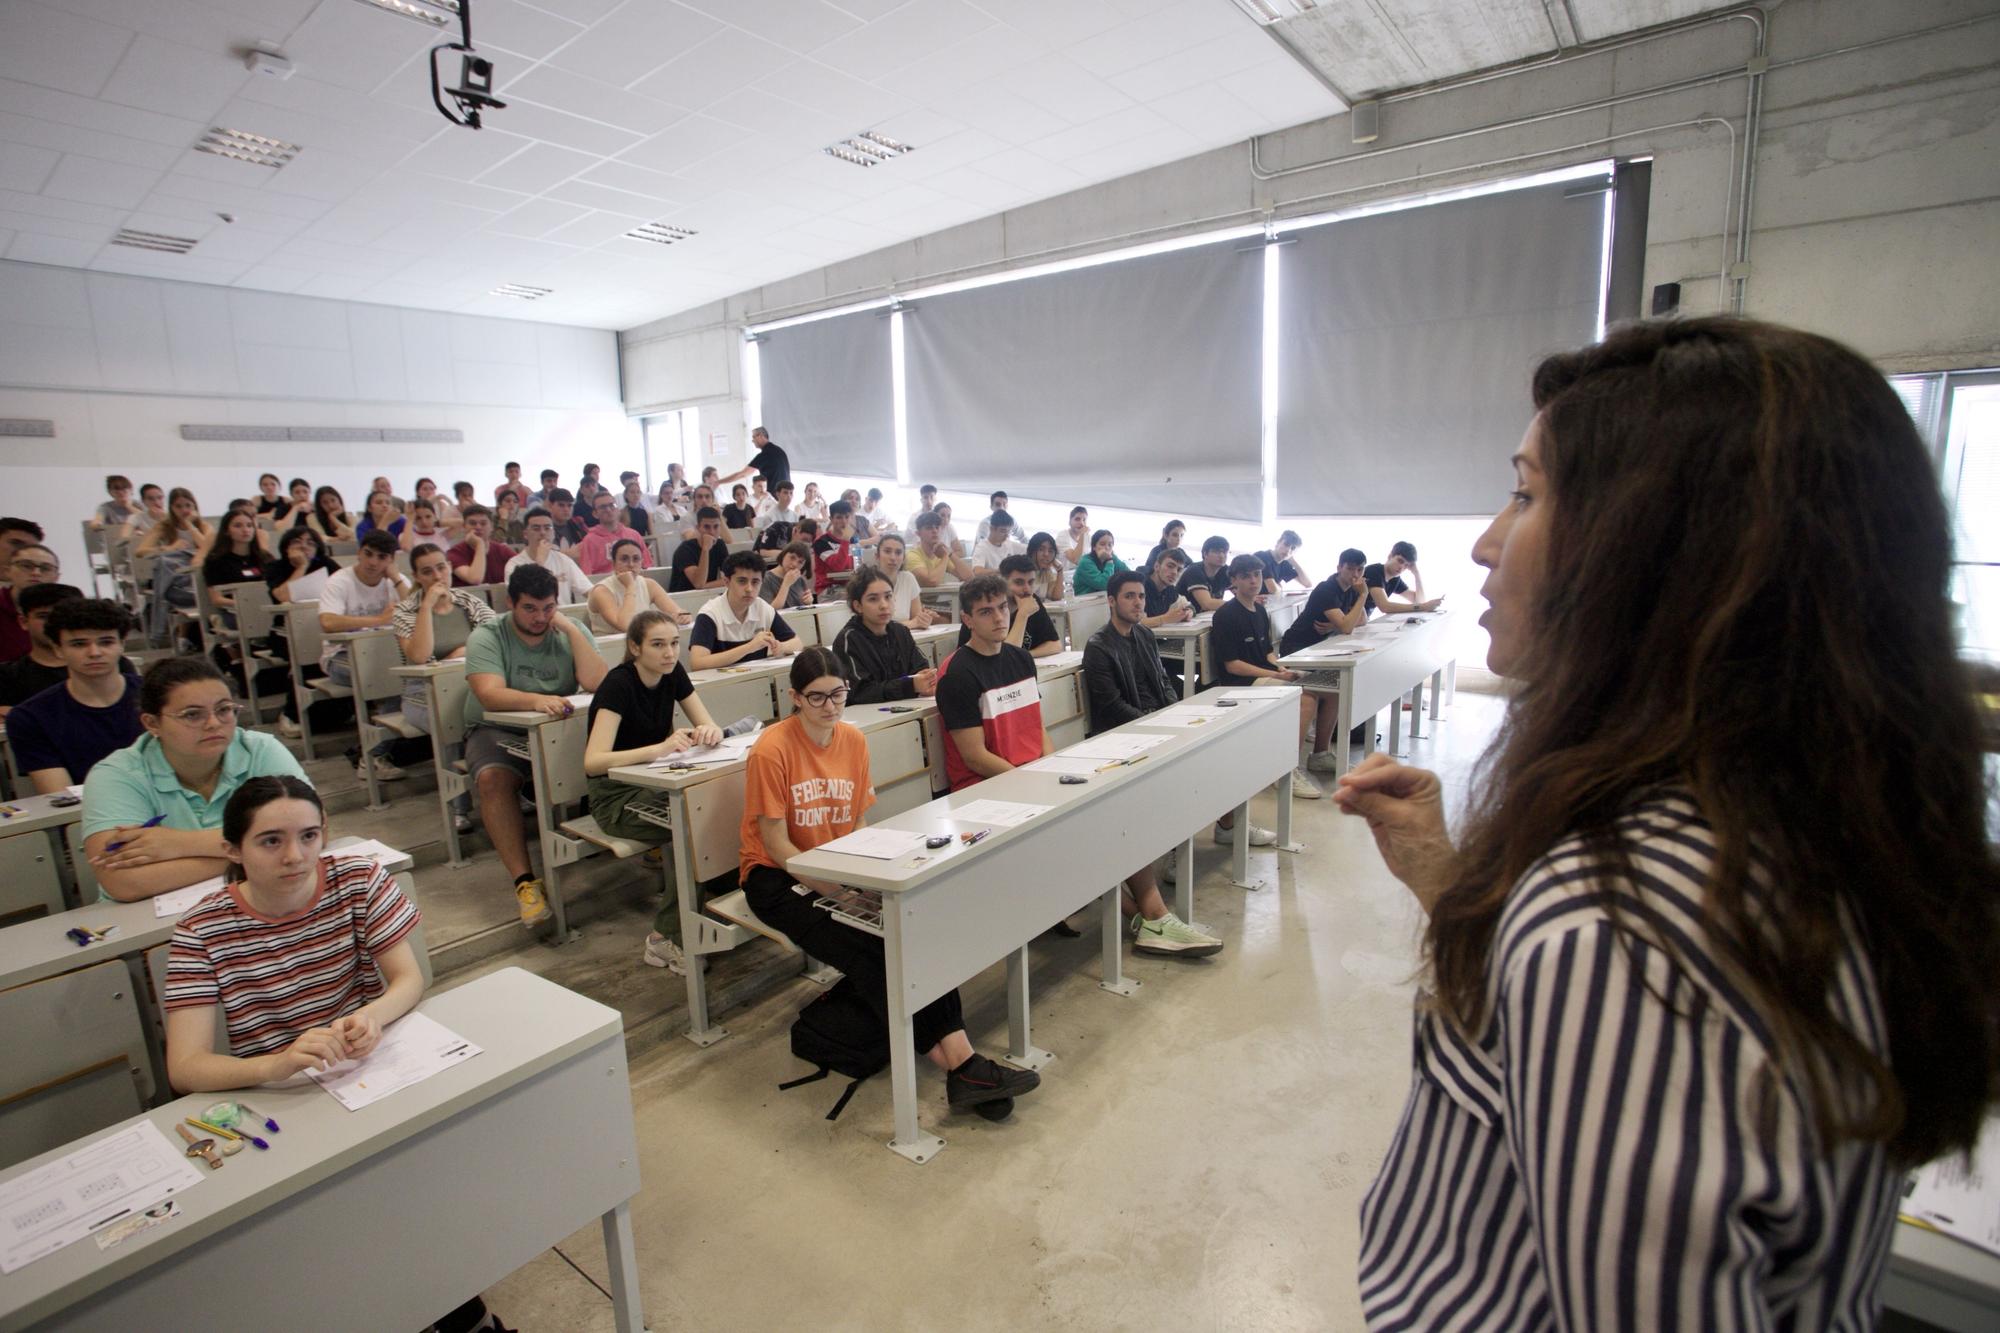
[0,967,644,1333]
[0,791,85,921]
[1278,611,1458,779]
[1151,590,1312,698]
[788,685,1299,1163]
[1885,1218,2000,1331]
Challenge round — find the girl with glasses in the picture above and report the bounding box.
[738,647,1043,1119]
[81,657,308,904]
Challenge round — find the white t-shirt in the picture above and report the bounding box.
[968,536,1024,570]
[863,507,898,536]
[889,569,923,622]
[906,510,931,536]
[757,504,799,533]
[695,593,778,642]
[504,548,592,604]
[316,567,397,668]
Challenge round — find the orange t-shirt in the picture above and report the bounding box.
[739,716,878,880]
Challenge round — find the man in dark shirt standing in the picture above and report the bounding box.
[721,425,791,493]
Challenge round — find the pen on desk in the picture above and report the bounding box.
[236,1102,280,1133]
[441,1043,470,1057]
[105,813,167,851]
[960,829,990,845]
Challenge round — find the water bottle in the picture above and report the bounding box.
[849,535,860,569]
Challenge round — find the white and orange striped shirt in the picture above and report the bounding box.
[164,855,420,1058]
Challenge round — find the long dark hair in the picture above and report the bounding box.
[1432,316,1997,1167]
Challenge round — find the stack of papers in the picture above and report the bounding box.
[1037,649,1085,669]
[1063,732,1172,762]
[1145,704,1230,727]
[1903,1119,2000,1256]
[953,799,1051,827]
[152,876,226,918]
[332,837,404,863]
[648,732,759,768]
[563,692,594,709]
[1219,688,1285,702]
[305,1011,482,1111]
[0,1122,204,1273]
[1022,754,1103,776]
[817,828,931,860]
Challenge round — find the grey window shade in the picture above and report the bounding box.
[1275,179,1606,516]
[903,240,1266,522]
[756,308,895,479]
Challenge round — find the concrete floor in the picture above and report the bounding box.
[290,690,1506,1331]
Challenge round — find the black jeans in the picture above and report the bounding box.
[743,863,965,1054]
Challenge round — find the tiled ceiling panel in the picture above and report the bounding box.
[0,0,1697,333]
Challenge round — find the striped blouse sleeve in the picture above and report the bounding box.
[1499,917,1805,1332]
[358,863,421,955]
[162,922,220,1011]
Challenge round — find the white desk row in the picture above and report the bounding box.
[0,791,87,926]
[1277,611,1459,780]
[0,967,644,1333]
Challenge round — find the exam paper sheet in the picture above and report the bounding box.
[1062,732,1172,761]
[151,876,226,918]
[305,1011,482,1112]
[1903,1119,2000,1256]
[0,1122,203,1273]
[817,828,931,860]
[952,799,1052,828]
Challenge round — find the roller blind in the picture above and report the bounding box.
[902,239,1266,522]
[1274,178,1606,516]
[755,307,895,479]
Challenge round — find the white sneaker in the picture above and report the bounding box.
[357,756,407,782]
[278,716,301,738]
[1306,750,1342,774]
[452,813,474,834]
[1213,822,1278,847]
[1290,767,1324,799]
[642,934,687,974]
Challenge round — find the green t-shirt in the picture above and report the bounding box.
[461,617,577,728]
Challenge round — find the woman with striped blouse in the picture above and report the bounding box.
[1334,317,1998,1330]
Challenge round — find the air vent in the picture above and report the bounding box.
[625,221,699,246]
[180,425,465,443]
[491,284,552,300]
[823,131,914,168]
[0,419,56,438]
[350,0,459,27]
[111,228,199,255]
[194,127,301,168]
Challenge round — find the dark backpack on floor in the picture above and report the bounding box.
[778,976,887,1121]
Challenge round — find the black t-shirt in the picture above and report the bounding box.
[0,656,142,707]
[557,517,589,548]
[255,496,286,516]
[956,597,1059,653]
[1177,561,1230,605]
[1212,598,1275,685]
[624,506,651,538]
[936,642,1037,734]
[1363,563,1407,598]
[586,660,694,752]
[1280,577,1366,655]
[722,503,756,530]
[748,442,791,489]
[668,538,727,591]
[265,553,338,592]
[1257,550,1301,586]
[1143,579,1183,618]
[203,548,270,588]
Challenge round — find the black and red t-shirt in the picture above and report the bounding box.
[936,642,1043,791]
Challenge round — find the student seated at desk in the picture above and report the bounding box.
[1060,507,1091,568]
[753,480,798,536]
[0,581,84,714]
[744,648,1043,1115]
[505,508,594,604]
[582,609,724,976]
[670,507,729,591]
[1081,572,1228,955]
[687,552,802,671]
[395,544,498,832]
[1143,519,1187,575]
[1256,530,1311,595]
[722,484,757,531]
[398,496,449,552]
[1177,536,1232,614]
[955,556,1061,658]
[760,541,813,611]
[1071,529,1129,595]
[91,473,138,531]
[906,512,970,588]
[1141,548,1194,630]
[831,566,936,703]
[321,530,413,781]
[930,501,964,553]
[447,505,516,588]
[938,574,1052,791]
[82,657,309,901]
[268,525,338,606]
[200,510,273,627]
[872,534,935,629]
[590,538,693,630]
[464,563,609,928]
[1281,549,1374,774]
[1365,541,1444,614]
[578,491,645,576]
[1025,532,1065,603]
[904,484,938,537]
[967,508,1025,572]
[1212,554,1318,799]
[7,596,142,792]
[810,500,858,596]
[353,490,406,545]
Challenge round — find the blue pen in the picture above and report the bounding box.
[105,813,167,852]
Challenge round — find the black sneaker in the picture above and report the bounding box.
[947,1054,1041,1111]
[973,1097,1015,1123]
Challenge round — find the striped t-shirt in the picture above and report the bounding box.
[1358,795,1901,1331]
[164,855,421,1058]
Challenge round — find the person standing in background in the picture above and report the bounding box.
[720,425,791,493]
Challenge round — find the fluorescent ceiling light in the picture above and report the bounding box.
[824,130,915,168]
[350,0,459,28]
[491,284,552,300]
[111,228,198,254]
[626,222,699,246]
[1230,0,1318,23]
[194,127,301,169]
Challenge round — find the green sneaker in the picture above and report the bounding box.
[1132,911,1223,957]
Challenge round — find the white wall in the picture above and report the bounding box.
[0,261,636,580]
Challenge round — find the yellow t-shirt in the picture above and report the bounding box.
[905,543,956,583]
[739,717,877,879]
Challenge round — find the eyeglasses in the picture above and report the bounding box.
[165,702,241,726]
[12,560,58,575]
[800,687,849,709]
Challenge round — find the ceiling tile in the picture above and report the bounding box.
[0,74,204,147]
[0,2,131,99]
[487,196,595,239]
[810,0,995,82]
[869,21,1049,103]
[232,72,441,146]
[395,126,536,182]
[753,59,907,126]
[0,141,61,193]
[1106,27,1277,104]
[499,63,687,135]
[1008,52,1139,124]
[40,152,161,208]
[1145,80,1269,139]
[989,0,1126,48]
[576,157,689,206]
[231,262,314,292]
[544,2,726,90]
[937,82,1071,146]
[617,114,755,175]
[100,33,249,121]
[1214,57,1341,130]
[6,230,102,265]
[628,28,796,113]
[481,97,642,158]
[262,147,384,202]
[477,140,598,195]
[542,176,686,217]
[676,0,863,57]
[280,0,436,94]
[473,0,587,61]
[0,107,185,171]
[539,208,649,248]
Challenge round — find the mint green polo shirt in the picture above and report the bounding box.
[81,729,309,844]
[460,617,577,729]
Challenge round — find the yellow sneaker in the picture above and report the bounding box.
[515,879,551,927]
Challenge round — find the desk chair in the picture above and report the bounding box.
[0,824,67,926]
[65,820,99,903]
[80,521,111,597]
[276,602,349,761]
[348,632,416,811]
[1065,593,1110,650]
[227,581,289,726]
[0,960,157,1171]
